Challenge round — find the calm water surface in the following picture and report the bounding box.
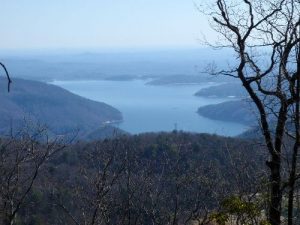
[51,80,248,136]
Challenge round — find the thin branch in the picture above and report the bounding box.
[0,62,12,92]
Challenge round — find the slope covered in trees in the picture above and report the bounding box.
[2,132,267,225]
[197,100,256,125]
[195,83,247,98]
[0,78,122,137]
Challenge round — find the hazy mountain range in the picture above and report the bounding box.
[0,48,235,82]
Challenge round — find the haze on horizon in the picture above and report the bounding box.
[0,0,215,51]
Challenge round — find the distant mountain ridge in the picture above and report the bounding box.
[0,49,235,82]
[0,78,122,138]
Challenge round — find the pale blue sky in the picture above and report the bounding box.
[0,0,213,50]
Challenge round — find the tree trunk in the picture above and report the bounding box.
[269,155,282,225]
[287,48,300,225]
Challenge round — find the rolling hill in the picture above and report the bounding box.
[197,100,257,125]
[195,82,247,98]
[0,78,122,138]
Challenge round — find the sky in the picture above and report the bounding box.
[0,0,214,50]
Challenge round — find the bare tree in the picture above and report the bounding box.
[0,126,65,225]
[54,133,261,225]
[52,137,128,225]
[200,0,300,224]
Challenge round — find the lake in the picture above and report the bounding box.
[51,79,248,136]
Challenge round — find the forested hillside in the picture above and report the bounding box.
[198,100,257,125]
[0,131,267,225]
[0,78,122,137]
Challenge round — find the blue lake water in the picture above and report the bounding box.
[51,80,248,136]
